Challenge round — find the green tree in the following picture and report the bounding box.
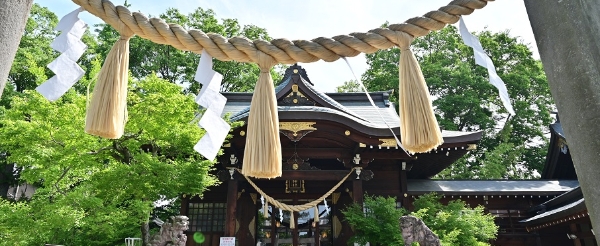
[95,6,284,93]
[0,75,220,245]
[1,4,103,200]
[342,194,497,246]
[342,195,406,246]
[336,79,362,93]
[412,193,498,246]
[362,25,554,179]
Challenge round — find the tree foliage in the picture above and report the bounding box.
[342,194,498,246]
[342,195,406,246]
[362,25,554,179]
[412,193,498,246]
[336,79,362,93]
[1,4,280,245]
[0,75,219,245]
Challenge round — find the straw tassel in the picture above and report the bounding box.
[241,52,281,179]
[290,211,295,229]
[85,36,132,139]
[314,206,319,223]
[396,33,443,153]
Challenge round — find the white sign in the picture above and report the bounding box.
[219,237,235,246]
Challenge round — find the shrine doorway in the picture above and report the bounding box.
[257,199,333,246]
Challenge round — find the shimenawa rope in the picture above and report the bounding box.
[70,0,492,64]
[236,168,355,212]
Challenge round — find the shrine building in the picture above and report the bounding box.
[181,65,589,246]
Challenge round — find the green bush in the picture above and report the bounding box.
[342,195,406,246]
[342,193,498,246]
[412,193,498,246]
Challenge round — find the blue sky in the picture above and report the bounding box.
[36,0,537,92]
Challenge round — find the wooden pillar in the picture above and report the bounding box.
[353,179,363,205]
[271,207,278,245]
[225,179,238,236]
[535,232,543,246]
[313,218,320,246]
[292,211,299,245]
[180,195,189,215]
[293,196,299,246]
[400,162,410,210]
[570,223,582,246]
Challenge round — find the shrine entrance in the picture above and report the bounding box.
[257,199,333,246]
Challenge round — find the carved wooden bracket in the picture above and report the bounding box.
[354,169,374,181]
[339,153,373,168]
[217,169,241,182]
[279,122,317,142]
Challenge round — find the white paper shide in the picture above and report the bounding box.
[193,50,230,160]
[36,8,87,101]
[459,17,516,115]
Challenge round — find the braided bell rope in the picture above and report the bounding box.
[236,168,355,212]
[71,0,492,64]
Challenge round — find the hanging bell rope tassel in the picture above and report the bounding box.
[242,52,281,179]
[290,211,295,229]
[396,32,443,153]
[85,35,132,139]
[314,206,319,223]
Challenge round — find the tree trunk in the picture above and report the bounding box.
[0,163,14,199]
[0,0,33,99]
[141,221,150,246]
[525,0,600,243]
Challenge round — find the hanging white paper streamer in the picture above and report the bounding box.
[36,8,87,101]
[323,199,330,216]
[458,17,516,115]
[193,50,231,160]
[279,209,284,222]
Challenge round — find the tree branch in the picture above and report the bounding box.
[53,166,71,195]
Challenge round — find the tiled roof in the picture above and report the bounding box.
[407,180,580,195]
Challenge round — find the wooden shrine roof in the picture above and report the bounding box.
[221,64,481,142]
[520,186,587,230]
[541,121,577,179]
[407,180,579,196]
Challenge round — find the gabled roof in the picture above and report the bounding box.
[520,186,587,228]
[221,64,481,142]
[541,121,577,179]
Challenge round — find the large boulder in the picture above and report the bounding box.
[399,215,441,246]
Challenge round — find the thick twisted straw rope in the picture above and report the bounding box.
[236,168,355,212]
[72,0,492,64]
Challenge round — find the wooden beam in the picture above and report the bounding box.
[281,148,351,159]
[258,170,372,181]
